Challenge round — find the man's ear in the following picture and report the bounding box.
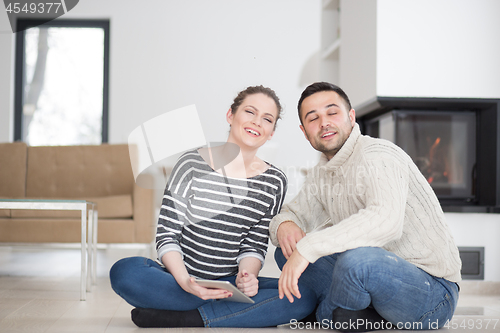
[299,124,310,142]
[226,108,233,125]
[349,108,356,127]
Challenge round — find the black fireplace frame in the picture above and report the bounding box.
[357,97,500,212]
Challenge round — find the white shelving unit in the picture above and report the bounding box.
[322,38,341,59]
[320,0,341,83]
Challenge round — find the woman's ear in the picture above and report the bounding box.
[226,108,233,125]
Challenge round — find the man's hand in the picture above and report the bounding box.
[277,221,306,259]
[278,250,309,303]
[236,269,259,297]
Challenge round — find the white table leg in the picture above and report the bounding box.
[80,206,87,301]
[92,208,98,285]
[87,203,93,293]
[0,199,96,301]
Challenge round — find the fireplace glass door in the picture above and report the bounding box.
[366,110,476,201]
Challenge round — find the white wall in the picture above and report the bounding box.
[377,0,500,99]
[339,0,377,106]
[446,213,500,281]
[0,9,14,142]
[0,0,323,198]
[340,0,500,107]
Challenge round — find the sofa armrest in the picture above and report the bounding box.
[132,175,156,243]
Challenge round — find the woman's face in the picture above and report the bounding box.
[227,93,278,151]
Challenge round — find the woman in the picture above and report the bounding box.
[110,86,316,328]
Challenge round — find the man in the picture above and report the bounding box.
[270,82,461,332]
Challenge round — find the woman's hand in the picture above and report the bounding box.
[236,269,259,297]
[236,257,261,297]
[162,251,230,300]
[179,277,232,300]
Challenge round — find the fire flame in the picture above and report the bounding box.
[427,137,441,184]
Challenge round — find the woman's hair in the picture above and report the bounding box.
[230,85,282,129]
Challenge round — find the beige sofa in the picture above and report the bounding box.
[0,142,156,244]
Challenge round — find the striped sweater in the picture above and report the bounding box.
[269,123,462,282]
[156,149,287,279]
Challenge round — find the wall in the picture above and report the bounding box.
[376,0,500,99]
[340,0,500,108]
[446,213,500,281]
[339,0,377,106]
[0,10,13,142]
[0,1,323,201]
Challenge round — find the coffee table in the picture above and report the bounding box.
[0,199,98,301]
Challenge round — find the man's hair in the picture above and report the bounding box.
[297,82,352,124]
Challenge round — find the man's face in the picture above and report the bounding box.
[299,90,355,160]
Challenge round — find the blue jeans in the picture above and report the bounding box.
[275,247,459,330]
[109,256,316,327]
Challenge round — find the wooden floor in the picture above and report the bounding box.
[0,244,499,332]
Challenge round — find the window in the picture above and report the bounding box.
[14,19,110,145]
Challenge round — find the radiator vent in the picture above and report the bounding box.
[458,247,484,280]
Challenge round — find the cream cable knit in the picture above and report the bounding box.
[270,123,462,282]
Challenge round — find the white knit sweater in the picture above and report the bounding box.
[270,123,462,282]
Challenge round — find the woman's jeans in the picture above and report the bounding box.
[275,247,459,330]
[109,256,316,328]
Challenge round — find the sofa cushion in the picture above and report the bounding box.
[9,195,133,219]
[0,142,27,198]
[26,144,134,199]
[88,195,134,218]
[0,218,136,243]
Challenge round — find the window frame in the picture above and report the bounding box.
[14,18,110,143]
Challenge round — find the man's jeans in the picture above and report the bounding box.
[275,247,459,330]
[110,256,316,327]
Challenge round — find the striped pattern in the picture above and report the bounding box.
[156,150,287,279]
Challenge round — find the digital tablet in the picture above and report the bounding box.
[194,279,255,304]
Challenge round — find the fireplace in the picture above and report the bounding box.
[357,97,500,212]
